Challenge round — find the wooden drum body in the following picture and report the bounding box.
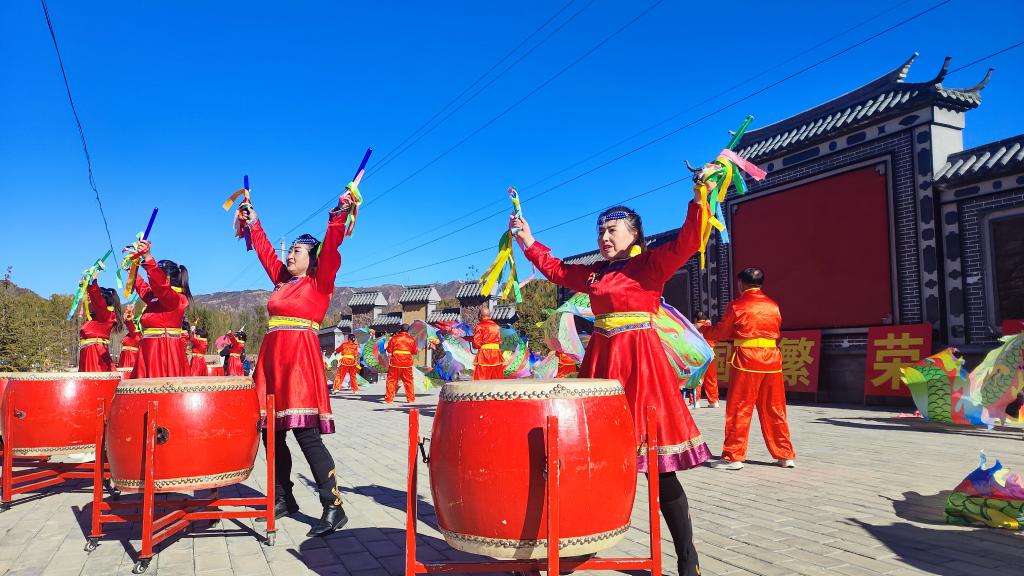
[0,372,121,456]
[106,376,260,493]
[429,379,637,559]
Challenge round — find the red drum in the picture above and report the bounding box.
[429,379,637,559]
[106,376,259,493]
[0,372,121,457]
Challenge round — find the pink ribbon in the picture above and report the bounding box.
[719,149,767,181]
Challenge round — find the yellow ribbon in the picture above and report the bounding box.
[268,316,320,331]
[735,337,777,348]
[479,231,521,302]
[222,188,249,211]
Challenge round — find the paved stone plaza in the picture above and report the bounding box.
[1,382,1022,576]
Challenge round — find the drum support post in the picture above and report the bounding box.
[1,396,112,512]
[404,406,664,575]
[86,395,277,574]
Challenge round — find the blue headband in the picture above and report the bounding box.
[293,234,320,246]
[598,211,629,227]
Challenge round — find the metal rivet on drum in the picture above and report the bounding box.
[155,427,170,445]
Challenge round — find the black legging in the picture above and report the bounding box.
[264,427,341,507]
[654,472,700,576]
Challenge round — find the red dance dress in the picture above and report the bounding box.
[189,334,210,376]
[523,201,711,473]
[472,319,505,380]
[78,281,116,372]
[225,332,245,376]
[131,259,189,378]
[248,209,347,434]
[555,351,579,378]
[118,321,141,370]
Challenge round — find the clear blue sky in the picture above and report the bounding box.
[2,0,1022,297]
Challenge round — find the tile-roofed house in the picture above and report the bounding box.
[934,134,1024,189]
[399,285,440,305]
[455,282,497,301]
[369,312,404,333]
[734,54,991,164]
[427,308,461,323]
[337,315,353,331]
[348,290,388,308]
[491,304,518,323]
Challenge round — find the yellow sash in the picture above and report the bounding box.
[735,338,777,348]
[79,338,110,347]
[143,328,184,337]
[121,346,138,352]
[268,316,320,331]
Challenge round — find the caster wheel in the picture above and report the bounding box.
[84,539,100,553]
[210,519,221,528]
[265,532,276,547]
[0,503,10,513]
[132,559,151,574]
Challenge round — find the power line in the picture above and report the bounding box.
[336,0,953,280]
[949,39,1024,74]
[40,0,117,258]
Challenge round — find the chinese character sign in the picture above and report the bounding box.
[779,330,822,393]
[714,342,733,387]
[865,324,933,397]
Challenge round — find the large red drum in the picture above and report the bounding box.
[429,379,637,559]
[0,372,121,457]
[106,376,259,493]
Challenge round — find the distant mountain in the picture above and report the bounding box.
[194,280,465,316]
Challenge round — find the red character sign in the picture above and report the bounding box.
[779,330,822,394]
[865,324,932,397]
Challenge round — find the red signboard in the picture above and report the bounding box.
[1002,319,1024,336]
[864,324,933,397]
[779,330,822,394]
[713,342,733,389]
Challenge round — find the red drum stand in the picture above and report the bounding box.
[405,406,664,575]
[1,397,114,511]
[85,395,277,574]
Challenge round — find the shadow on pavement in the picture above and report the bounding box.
[813,416,1023,439]
[882,490,954,525]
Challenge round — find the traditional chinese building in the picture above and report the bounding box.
[399,285,440,365]
[348,290,387,331]
[560,54,1021,405]
[455,282,500,326]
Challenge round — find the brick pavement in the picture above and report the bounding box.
[1,380,1022,575]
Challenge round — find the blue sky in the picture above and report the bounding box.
[2,0,1022,297]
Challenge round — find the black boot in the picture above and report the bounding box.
[256,493,299,522]
[306,505,348,537]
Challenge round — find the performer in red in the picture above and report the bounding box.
[512,191,708,576]
[693,311,720,408]
[701,267,796,470]
[555,351,578,378]
[78,279,121,372]
[332,334,361,393]
[117,308,141,370]
[239,190,353,537]
[472,307,504,380]
[127,241,191,378]
[224,331,246,376]
[385,326,417,403]
[189,327,210,376]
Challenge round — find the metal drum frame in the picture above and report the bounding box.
[86,394,277,574]
[404,406,664,575]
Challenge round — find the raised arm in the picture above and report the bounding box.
[641,201,702,285]
[86,280,113,323]
[133,271,154,303]
[141,257,181,307]
[701,302,737,343]
[521,242,595,294]
[247,220,290,285]
[313,207,349,294]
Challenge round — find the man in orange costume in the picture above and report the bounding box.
[693,312,720,408]
[555,351,578,378]
[385,325,417,403]
[472,307,505,380]
[332,334,361,393]
[701,267,795,470]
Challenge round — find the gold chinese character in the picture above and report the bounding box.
[871,332,924,391]
[714,342,732,383]
[780,337,814,387]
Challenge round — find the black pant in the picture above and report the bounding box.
[264,427,340,508]
[654,472,700,576]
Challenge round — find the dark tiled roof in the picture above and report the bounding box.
[735,54,991,163]
[399,285,440,304]
[428,310,461,323]
[934,134,1024,187]
[456,282,496,300]
[492,304,518,322]
[349,291,387,308]
[370,312,403,328]
[563,228,682,265]
[338,316,352,329]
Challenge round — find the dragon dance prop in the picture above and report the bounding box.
[500,326,531,378]
[67,249,114,321]
[946,452,1024,530]
[223,176,253,251]
[530,352,560,380]
[479,187,524,303]
[121,208,159,298]
[686,116,767,268]
[969,334,1024,425]
[900,348,985,426]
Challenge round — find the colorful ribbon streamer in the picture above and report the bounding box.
[67,249,113,321]
[479,187,525,303]
[122,208,159,297]
[222,175,253,251]
[341,148,373,237]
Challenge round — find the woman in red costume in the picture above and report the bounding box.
[117,309,141,370]
[511,190,708,576]
[238,189,355,538]
[78,279,122,372]
[189,327,210,376]
[223,331,246,376]
[126,241,192,378]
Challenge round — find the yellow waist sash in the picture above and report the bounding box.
[230,353,241,358]
[594,312,653,336]
[79,338,110,347]
[121,346,138,352]
[341,354,355,359]
[480,343,500,351]
[393,350,412,355]
[143,328,184,337]
[735,337,777,348]
[268,315,320,331]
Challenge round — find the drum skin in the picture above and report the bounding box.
[429,379,637,559]
[0,372,121,457]
[106,376,260,493]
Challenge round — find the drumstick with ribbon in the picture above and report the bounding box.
[68,249,113,321]
[122,208,159,297]
[340,148,373,237]
[223,175,254,250]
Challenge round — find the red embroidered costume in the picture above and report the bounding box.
[225,332,245,376]
[132,262,189,378]
[333,340,361,393]
[189,333,209,376]
[117,319,141,370]
[385,331,417,403]
[78,281,115,372]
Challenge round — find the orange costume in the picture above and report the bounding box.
[472,318,505,380]
[333,340,361,393]
[555,351,578,378]
[701,288,795,463]
[694,319,719,405]
[385,331,417,403]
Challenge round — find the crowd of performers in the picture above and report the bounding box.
[72,166,798,572]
